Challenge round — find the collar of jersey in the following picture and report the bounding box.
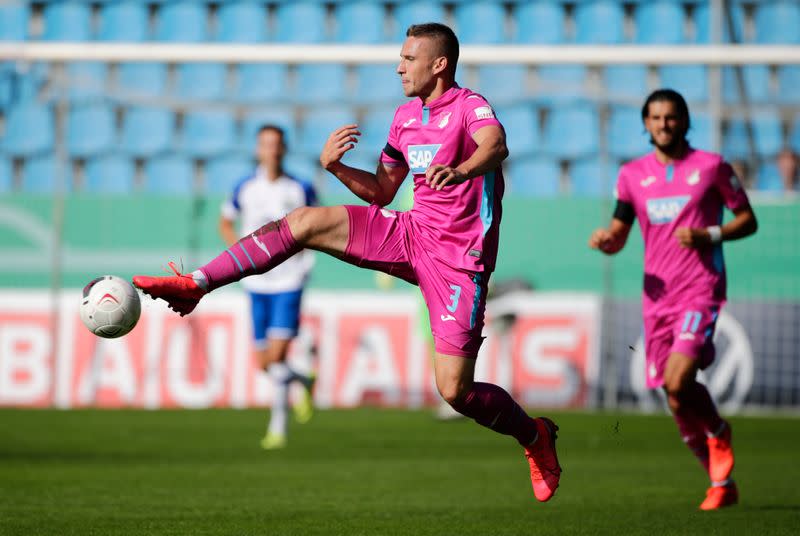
[416,83,461,111]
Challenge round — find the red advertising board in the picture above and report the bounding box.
[0,291,600,409]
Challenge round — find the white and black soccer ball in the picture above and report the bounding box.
[79,275,141,338]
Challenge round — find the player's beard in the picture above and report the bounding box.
[650,130,688,155]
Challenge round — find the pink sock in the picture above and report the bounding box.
[672,410,710,474]
[452,382,537,446]
[199,219,301,291]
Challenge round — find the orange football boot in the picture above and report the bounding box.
[524,417,562,502]
[700,482,738,511]
[708,421,734,483]
[132,262,206,316]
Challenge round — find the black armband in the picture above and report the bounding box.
[382,143,405,163]
[613,200,635,225]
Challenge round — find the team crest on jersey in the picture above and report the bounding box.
[437,112,452,129]
[686,169,701,185]
[408,144,442,174]
[646,195,691,224]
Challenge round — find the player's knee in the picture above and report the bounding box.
[436,379,471,407]
[286,206,316,244]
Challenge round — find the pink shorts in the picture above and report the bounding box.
[643,304,720,388]
[343,205,489,358]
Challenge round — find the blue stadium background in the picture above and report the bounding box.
[1,0,799,197]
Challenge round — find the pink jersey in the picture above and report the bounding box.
[379,85,505,272]
[616,148,751,315]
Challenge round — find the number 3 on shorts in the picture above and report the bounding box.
[447,284,461,313]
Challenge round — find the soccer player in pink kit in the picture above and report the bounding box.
[589,90,757,510]
[133,23,562,502]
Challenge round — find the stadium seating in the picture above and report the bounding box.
[155,1,208,42]
[355,65,403,104]
[536,66,588,103]
[694,2,746,43]
[66,62,108,102]
[0,62,48,104]
[777,67,800,103]
[494,103,539,159]
[575,1,625,44]
[98,1,148,42]
[235,64,289,103]
[181,110,237,158]
[298,108,357,155]
[570,157,617,197]
[507,156,561,197]
[791,118,800,152]
[543,105,599,158]
[723,114,784,160]
[0,156,11,192]
[217,1,268,43]
[722,66,771,104]
[42,1,91,41]
[121,107,174,157]
[634,1,685,44]
[335,1,386,43]
[143,154,195,195]
[688,113,713,150]
[84,154,136,194]
[515,2,564,43]
[242,108,296,149]
[295,65,348,103]
[394,2,447,41]
[476,65,527,104]
[117,63,168,98]
[756,163,785,193]
[276,2,327,43]
[175,64,228,100]
[0,1,28,41]
[454,1,507,44]
[4,100,53,157]
[21,154,70,193]
[66,103,116,158]
[608,106,650,159]
[754,1,800,44]
[205,153,254,195]
[658,66,709,102]
[603,66,649,101]
[360,105,397,156]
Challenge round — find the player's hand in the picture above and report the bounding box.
[674,227,711,249]
[320,124,361,171]
[425,165,467,190]
[589,228,616,253]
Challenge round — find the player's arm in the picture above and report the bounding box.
[320,124,407,206]
[426,125,508,190]
[589,199,634,255]
[674,206,758,249]
[218,215,239,247]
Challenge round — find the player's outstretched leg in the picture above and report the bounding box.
[435,356,562,502]
[133,207,349,315]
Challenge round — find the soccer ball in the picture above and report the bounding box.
[79,275,141,338]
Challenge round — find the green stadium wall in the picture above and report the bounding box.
[0,195,796,300]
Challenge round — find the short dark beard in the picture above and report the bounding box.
[650,132,689,158]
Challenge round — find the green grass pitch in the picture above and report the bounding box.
[1,409,798,535]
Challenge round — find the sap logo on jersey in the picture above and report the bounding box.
[408,144,442,174]
[646,195,691,224]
